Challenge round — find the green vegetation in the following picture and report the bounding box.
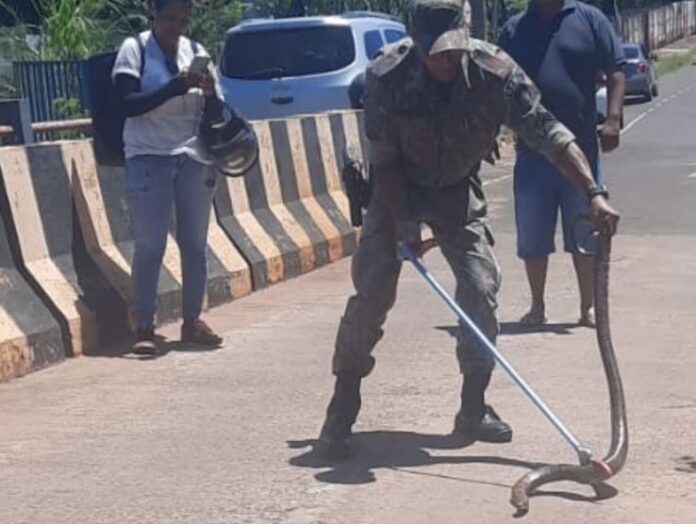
[655,48,696,76]
[0,0,146,60]
[189,0,245,58]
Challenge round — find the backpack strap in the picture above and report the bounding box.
[136,33,146,77]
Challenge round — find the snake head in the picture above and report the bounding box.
[590,459,614,479]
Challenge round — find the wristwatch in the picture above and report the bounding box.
[587,184,609,201]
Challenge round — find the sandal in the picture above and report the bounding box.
[181,319,223,346]
[519,310,547,327]
[579,308,596,329]
[132,327,158,356]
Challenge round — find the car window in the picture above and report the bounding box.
[364,30,385,60]
[622,45,640,59]
[384,29,406,43]
[221,26,356,79]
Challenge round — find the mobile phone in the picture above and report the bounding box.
[189,55,211,75]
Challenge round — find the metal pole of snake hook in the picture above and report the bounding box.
[399,243,593,465]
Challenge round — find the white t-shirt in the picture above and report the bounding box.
[112,30,221,162]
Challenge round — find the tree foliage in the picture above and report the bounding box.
[0,0,146,59]
[0,0,247,60]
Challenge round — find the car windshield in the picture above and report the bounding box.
[622,45,640,59]
[221,26,356,79]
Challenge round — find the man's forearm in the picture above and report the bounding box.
[552,142,597,195]
[607,70,626,123]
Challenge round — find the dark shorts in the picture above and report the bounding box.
[514,151,601,259]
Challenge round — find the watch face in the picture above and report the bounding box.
[588,185,609,200]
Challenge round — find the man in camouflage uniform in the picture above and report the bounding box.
[318,0,620,459]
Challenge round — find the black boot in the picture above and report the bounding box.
[453,372,512,443]
[317,373,362,459]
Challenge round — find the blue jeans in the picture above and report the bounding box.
[514,150,601,259]
[126,154,217,329]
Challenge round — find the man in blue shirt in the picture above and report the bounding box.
[499,0,626,327]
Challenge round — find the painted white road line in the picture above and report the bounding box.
[621,81,696,135]
[622,113,647,134]
[688,172,696,179]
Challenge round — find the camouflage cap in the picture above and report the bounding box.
[409,0,471,55]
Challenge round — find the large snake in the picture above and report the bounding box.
[510,225,629,515]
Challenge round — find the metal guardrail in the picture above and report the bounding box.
[0,118,91,140]
[32,118,92,134]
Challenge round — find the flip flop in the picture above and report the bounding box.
[579,308,596,329]
[132,339,157,356]
[519,311,547,326]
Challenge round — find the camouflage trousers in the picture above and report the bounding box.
[332,180,501,378]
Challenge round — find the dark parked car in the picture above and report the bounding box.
[622,43,659,101]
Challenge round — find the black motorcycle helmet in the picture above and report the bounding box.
[200,105,259,177]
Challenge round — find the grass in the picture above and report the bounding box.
[656,49,696,77]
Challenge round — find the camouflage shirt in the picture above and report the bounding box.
[364,37,576,189]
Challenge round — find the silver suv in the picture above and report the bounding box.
[218,12,406,120]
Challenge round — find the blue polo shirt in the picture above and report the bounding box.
[499,0,625,164]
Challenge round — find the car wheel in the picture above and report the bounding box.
[644,86,653,102]
[651,82,658,97]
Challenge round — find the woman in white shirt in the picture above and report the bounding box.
[113,0,224,354]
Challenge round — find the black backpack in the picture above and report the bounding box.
[87,36,145,166]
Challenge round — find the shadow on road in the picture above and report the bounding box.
[436,322,579,338]
[84,335,223,360]
[288,430,618,515]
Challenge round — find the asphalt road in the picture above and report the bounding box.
[1,66,696,523]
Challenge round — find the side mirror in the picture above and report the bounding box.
[650,53,658,61]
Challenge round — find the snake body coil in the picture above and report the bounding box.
[510,228,629,515]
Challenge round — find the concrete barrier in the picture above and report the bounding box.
[214,112,362,289]
[0,179,64,381]
[0,143,100,357]
[0,110,366,378]
[72,141,252,328]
